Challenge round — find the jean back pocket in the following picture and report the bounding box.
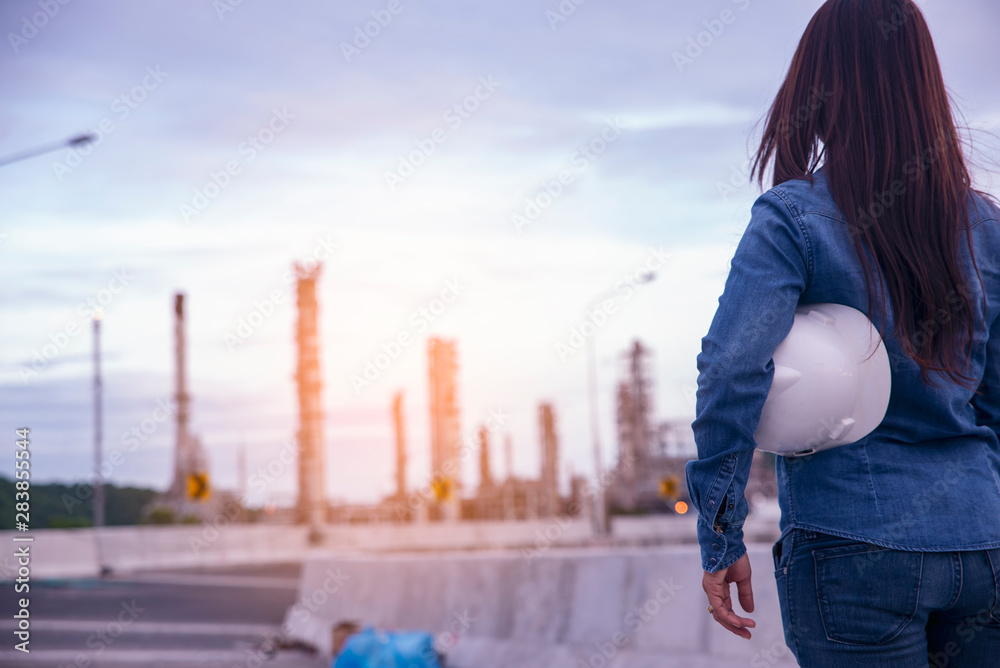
[813,542,922,646]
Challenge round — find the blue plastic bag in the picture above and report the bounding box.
[333,626,442,668]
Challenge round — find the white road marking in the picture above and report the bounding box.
[0,619,276,635]
[110,572,300,589]
[0,649,280,663]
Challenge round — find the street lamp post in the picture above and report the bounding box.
[584,271,657,537]
[586,332,607,536]
[93,311,104,529]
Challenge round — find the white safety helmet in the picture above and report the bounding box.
[754,303,891,457]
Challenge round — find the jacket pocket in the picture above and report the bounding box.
[813,542,922,646]
[773,529,800,576]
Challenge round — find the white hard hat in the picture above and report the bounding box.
[754,303,891,457]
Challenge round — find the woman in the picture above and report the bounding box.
[684,0,1000,665]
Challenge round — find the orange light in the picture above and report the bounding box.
[674,501,689,515]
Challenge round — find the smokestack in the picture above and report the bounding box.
[539,403,559,517]
[172,294,190,498]
[392,391,406,500]
[478,425,493,490]
[504,434,512,482]
[428,337,461,521]
[295,263,325,542]
[92,313,104,528]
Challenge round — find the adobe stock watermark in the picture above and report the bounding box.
[7,0,71,54]
[213,0,245,21]
[885,286,969,374]
[927,610,997,668]
[879,0,919,39]
[224,233,340,352]
[522,451,635,561]
[545,0,587,31]
[51,66,169,182]
[574,578,682,668]
[512,117,626,234]
[751,641,793,668]
[190,437,298,554]
[389,407,509,518]
[240,569,351,668]
[701,290,798,390]
[54,600,146,668]
[62,398,176,516]
[179,106,295,223]
[340,0,417,62]
[716,160,753,202]
[350,278,466,394]
[555,247,668,361]
[384,76,501,192]
[673,0,752,73]
[434,610,476,654]
[17,269,134,384]
[849,131,951,239]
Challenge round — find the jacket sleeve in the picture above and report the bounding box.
[684,189,811,573]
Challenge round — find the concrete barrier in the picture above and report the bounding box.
[0,525,313,580]
[322,518,595,553]
[0,515,781,584]
[284,544,797,668]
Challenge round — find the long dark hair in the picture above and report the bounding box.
[752,0,985,388]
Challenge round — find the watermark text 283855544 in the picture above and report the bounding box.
[13,427,32,654]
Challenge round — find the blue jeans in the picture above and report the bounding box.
[772,528,1000,667]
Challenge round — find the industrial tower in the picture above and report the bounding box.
[478,425,493,491]
[607,339,696,514]
[428,337,461,521]
[295,263,326,541]
[538,403,559,517]
[392,391,406,500]
[169,294,209,506]
[615,340,655,509]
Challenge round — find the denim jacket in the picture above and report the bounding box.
[685,168,1000,573]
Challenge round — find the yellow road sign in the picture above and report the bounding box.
[658,475,680,500]
[187,473,210,501]
[431,477,452,502]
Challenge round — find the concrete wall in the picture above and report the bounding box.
[0,515,781,582]
[284,544,796,668]
[0,524,312,580]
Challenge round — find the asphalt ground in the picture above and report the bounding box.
[0,562,328,668]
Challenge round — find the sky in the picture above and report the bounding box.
[2,0,999,505]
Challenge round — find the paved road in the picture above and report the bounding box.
[0,563,328,668]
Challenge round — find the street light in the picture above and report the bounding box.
[93,309,104,530]
[585,270,657,536]
[93,308,109,576]
[0,133,96,168]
